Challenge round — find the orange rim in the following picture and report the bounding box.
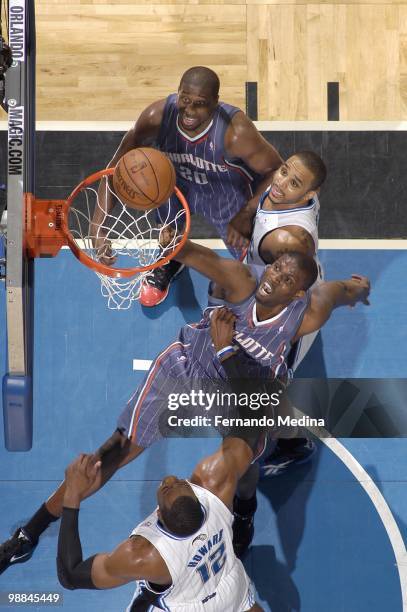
[63,168,191,279]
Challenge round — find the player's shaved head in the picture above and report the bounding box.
[284,251,318,290]
[161,495,204,537]
[294,151,327,190]
[179,66,220,98]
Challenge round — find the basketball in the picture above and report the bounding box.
[112,148,176,211]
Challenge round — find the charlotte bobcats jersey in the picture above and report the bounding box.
[118,264,310,447]
[156,94,260,235]
[202,264,309,380]
[126,483,253,611]
[246,186,320,267]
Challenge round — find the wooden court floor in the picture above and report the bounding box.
[1,0,407,121]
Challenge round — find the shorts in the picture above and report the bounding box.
[117,341,189,448]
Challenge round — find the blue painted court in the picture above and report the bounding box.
[1,248,406,611]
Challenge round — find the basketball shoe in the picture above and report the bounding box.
[139,259,185,306]
[260,439,316,478]
[0,528,36,574]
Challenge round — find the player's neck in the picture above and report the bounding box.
[263,194,309,211]
[176,114,215,139]
[255,302,286,321]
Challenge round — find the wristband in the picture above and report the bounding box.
[216,345,237,359]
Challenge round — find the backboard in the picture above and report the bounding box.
[2,0,35,450]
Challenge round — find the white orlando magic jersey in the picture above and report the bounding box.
[127,483,254,611]
[247,187,320,267]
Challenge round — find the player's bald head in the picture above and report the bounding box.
[179,66,220,98]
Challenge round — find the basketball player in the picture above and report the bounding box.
[234,151,327,479]
[92,65,283,306]
[56,438,264,611]
[0,239,370,573]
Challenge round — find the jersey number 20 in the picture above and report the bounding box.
[196,542,227,584]
[178,165,208,185]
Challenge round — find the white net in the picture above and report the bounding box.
[66,176,189,310]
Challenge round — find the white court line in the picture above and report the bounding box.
[60,239,407,251]
[322,438,407,610]
[2,121,407,131]
[190,239,407,250]
[133,359,153,371]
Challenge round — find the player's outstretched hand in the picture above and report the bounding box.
[226,221,249,250]
[210,306,237,353]
[92,236,117,266]
[159,225,176,249]
[64,454,102,503]
[348,274,371,307]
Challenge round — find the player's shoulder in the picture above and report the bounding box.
[270,226,315,256]
[136,97,168,129]
[223,108,264,156]
[121,535,160,571]
[226,109,256,136]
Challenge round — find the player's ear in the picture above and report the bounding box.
[297,189,316,205]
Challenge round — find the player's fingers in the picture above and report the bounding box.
[232,231,245,249]
[88,453,100,465]
[237,231,249,248]
[81,454,94,468]
[224,310,236,324]
[100,253,117,266]
[219,307,234,321]
[226,232,237,248]
[351,274,368,284]
[211,307,221,321]
[217,307,229,321]
[91,461,102,475]
[77,453,88,468]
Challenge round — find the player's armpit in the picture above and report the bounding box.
[175,240,256,302]
[259,227,316,263]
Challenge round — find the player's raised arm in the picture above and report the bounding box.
[173,237,257,302]
[190,437,254,511]
[226,174,274,247]
[226,112,282,176]
[225,113,283,247]
[57,455,168,590]
[91,99,167,263]
[294,274,371,341]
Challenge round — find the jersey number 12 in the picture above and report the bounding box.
[196,542,227,584]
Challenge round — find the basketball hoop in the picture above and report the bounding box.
[24,168,191,309]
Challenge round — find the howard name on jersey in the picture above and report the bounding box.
[130,483,250,609]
